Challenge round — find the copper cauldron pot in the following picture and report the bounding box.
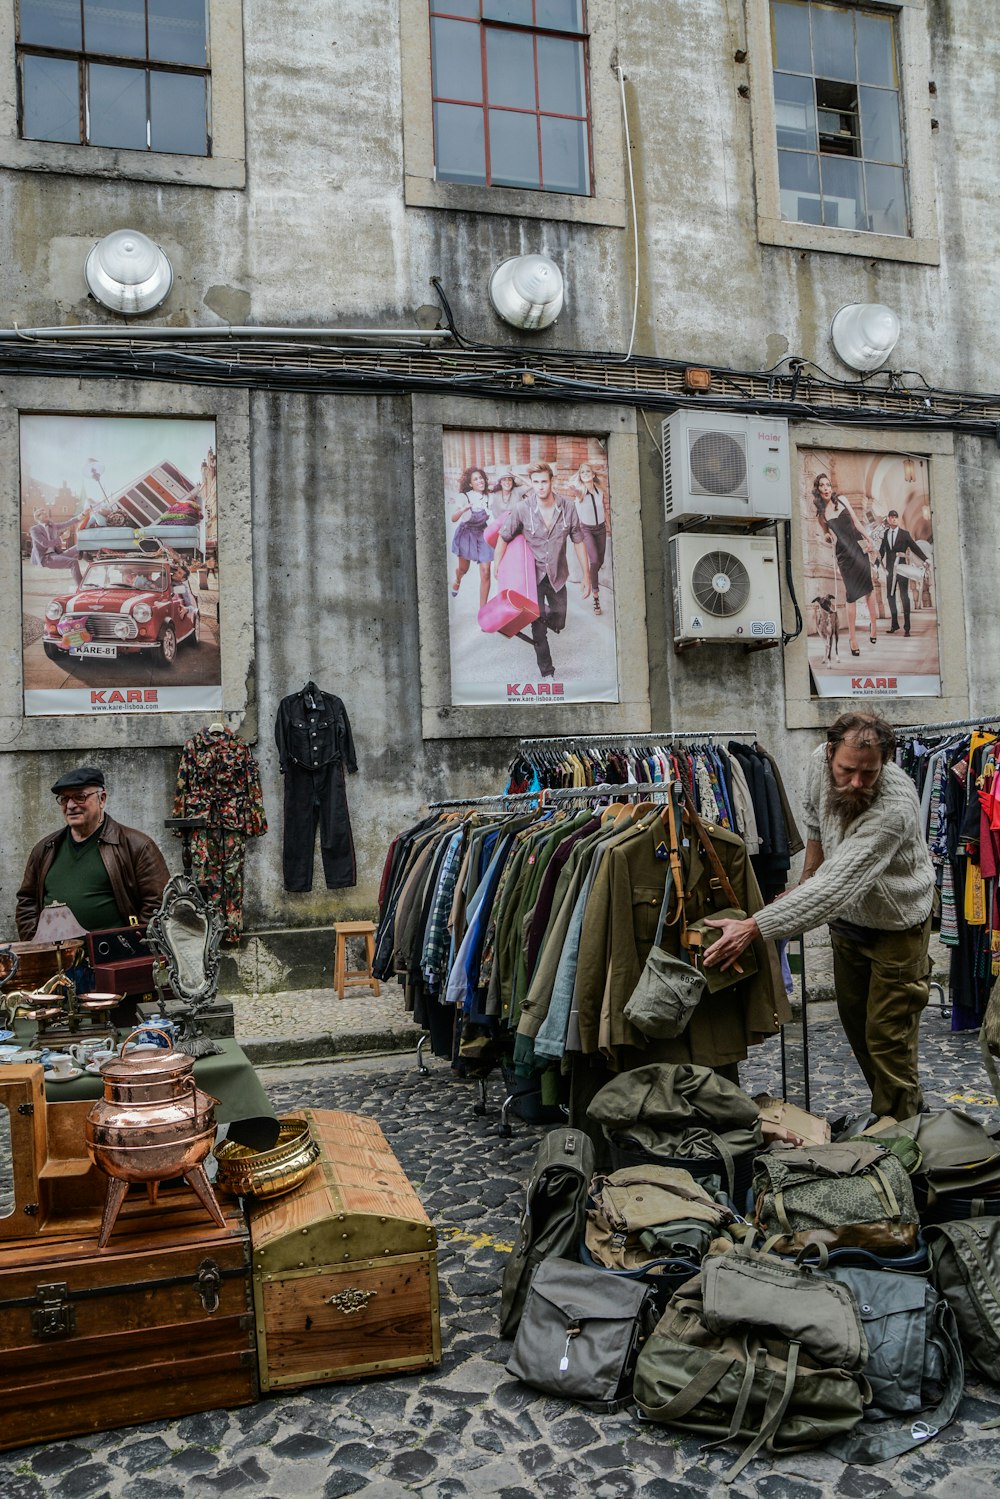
[86,1028,227,1248]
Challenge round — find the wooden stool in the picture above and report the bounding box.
[333,920,380,1000]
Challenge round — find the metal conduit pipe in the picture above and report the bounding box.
[0,324,453,342]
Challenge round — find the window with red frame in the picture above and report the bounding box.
[429,1,592,196]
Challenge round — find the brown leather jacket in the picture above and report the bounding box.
[15,814,170,940]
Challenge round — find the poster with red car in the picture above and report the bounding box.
[19,414,222,716]
[443,427,619,706]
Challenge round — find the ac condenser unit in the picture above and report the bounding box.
[670,533,782,644]
[662,411,792,524]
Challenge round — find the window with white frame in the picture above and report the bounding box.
[17,0,210,155]
[771,0,906,235]
[429,0,592,196]
[745,0,938,265]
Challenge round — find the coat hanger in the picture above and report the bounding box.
[207,720,225,735]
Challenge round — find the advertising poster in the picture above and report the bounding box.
[443,428,619,706]
[800,447,940,699]
[20,414,221,717]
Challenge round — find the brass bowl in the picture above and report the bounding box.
[213,1115,320,1200]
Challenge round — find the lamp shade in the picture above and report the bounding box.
[830,303,900,372]
[488,254,564,330]
[33,901,89,943]
[85,229,173,315]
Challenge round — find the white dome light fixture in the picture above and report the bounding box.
[489,254,564,331]
[830,302,901,373]
[85,228,173,315]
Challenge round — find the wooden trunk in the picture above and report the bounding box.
[248,1108,440,1391]
[0,1187,257,1449]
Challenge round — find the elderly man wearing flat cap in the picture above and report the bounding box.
[15,766,169,940]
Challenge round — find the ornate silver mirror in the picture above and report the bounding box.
[145,874,224,1055]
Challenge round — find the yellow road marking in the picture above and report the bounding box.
[946,1092,997,1106]
[439,1226,514,1253]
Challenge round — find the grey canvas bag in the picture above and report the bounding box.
[507,1256,658,1410]
[623,799,707,1041]
[926,1217,1000,1381]
[499,1128,595,1339]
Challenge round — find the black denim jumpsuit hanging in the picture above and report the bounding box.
[274,683,358,891]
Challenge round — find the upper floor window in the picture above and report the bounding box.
[771,0,907,235]
[429,0,591,196]
[16,0,210,156]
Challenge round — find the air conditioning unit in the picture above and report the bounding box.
[670,533,782,644]
[662,411,792,525]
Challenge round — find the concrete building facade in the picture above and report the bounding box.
[0,0,997,986]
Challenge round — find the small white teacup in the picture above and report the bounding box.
[48,1055,76,1080]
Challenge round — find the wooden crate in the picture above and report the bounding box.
[0,1187,257,1449]
[248,1108,440,1392]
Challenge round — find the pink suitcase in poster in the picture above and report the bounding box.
[478,531,540,637]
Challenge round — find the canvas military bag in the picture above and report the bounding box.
[585,1164,736,1271]
[499,1128,595,1339]
[822,1265,964,1465]
[506,1256,658,1410]
[925,1217,1000,1381]
[632,1245,868,1483]
[753,1140,919,1254]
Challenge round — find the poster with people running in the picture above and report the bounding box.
[20,414,222,717]
[443,428,619,706]
[800,447,940,698]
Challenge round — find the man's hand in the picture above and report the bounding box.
[702,914,759,970]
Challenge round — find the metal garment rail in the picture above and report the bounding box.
[516,729,756,748]
[893,714,1000,735]
[428,779,675,811]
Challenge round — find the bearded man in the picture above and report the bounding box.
[703,712,935,1121]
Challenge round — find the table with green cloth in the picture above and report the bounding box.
[32,1036,275,1125]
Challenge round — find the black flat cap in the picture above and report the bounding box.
[51,766,105,794]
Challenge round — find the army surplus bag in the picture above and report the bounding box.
[499,1128,595,1339]
[585,1164,737,1271]
[632,1241,869,1482]
[753,1140,919,1254]
[821,1265,964,1465]
[925,1217,1000,1381]
[507,1256,658,1410]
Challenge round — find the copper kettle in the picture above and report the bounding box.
[86,1028,226,1248]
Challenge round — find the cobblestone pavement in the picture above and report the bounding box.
[5,1005,1000,1499]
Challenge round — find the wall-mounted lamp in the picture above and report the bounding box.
[488,254,564,331]
[830,303,900,372]
[85,229,173,315]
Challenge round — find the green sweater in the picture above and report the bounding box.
[754,748,935,940]
[44,824,124,932]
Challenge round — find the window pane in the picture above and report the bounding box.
[778,147,820,221]
[856,11,896,87]
[811,2,855,81]
[860,86,902,163]
[488,106,539,188]
[150,69,207,153]
[536,0,585,32]
[540,113,588,193]
[84,0,145,59]
[434,100,486,182]
[149,0,207,66]
[537,35,585,114]
[865,163,907,234]
[430,0,479,16]
[19,0,82,50]
[485,27,535,108]
[483,0,532,22]
[774,71,815,150]
[771,1,810,72]
[21,53,80,141]
[432,16,483,101]
[88,61,147,147]
[820,153,865,228]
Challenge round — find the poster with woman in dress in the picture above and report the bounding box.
[20,414,222,716]
[800,447,940,698]
[443,428,619,706]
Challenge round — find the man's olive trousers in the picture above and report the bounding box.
[830,915,932,1120]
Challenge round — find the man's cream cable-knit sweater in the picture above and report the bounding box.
[753,747,935,941]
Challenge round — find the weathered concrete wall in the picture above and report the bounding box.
[1,1,998,982]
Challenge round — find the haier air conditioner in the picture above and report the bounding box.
[670,533,782,644]
[662,411,792,525]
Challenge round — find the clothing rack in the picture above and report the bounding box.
[517,729,756,748]
[429,779,675,811]
[893,715,1000,735]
